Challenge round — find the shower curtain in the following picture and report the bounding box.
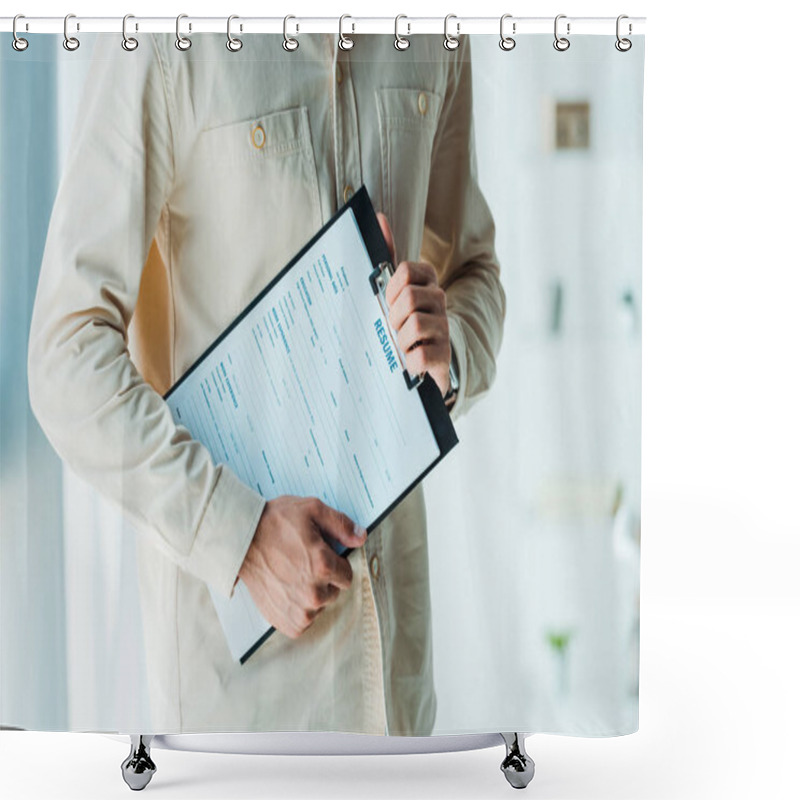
[0,26,644,738]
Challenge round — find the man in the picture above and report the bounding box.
[28,31,505,736]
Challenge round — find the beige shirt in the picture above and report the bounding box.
[28,32,505,735]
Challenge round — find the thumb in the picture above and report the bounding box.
[311,501,368,549]
[377,212,396,265]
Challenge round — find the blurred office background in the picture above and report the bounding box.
[426,36,642,735]
[1,34,641,734]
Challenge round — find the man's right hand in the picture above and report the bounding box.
[236,496,368,639]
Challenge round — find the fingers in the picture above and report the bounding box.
[382,259,450,397]
[385,260,438,307]
[280,566,344,640]
[302,579,341,615]
[306,498,366,594]
[311,539,354,592]
[395,310,448,354]
[287,542,347,639]
[244,496,367,641]
[283,555,345,640]
[377,212,396,264]
[309,498,367,550]
[403,339,450,378]
[285,604,325,640]
[387,283,447,332]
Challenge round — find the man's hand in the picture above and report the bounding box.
[377,213,452,399]
[237,496,368,639]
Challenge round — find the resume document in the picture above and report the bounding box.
[165,195,455,662]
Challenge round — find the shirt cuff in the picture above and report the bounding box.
[446,311,468,421]
[187,464,266,599]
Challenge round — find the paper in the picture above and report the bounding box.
[165,206,443,661]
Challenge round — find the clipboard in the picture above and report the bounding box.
[164,185,458,664]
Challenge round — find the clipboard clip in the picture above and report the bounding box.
[369,261,422,391]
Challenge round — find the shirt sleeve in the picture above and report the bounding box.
[27,34,265,600]
[421,34,507,421]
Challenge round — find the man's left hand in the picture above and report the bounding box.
[377,213,451,399]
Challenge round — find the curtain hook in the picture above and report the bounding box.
[394,14,410,51]
[615,14,632,51]
[499,14,516,51]
[339,14,354,50]
[553,14,570,51]
[12,14,29,51]
[283,15,299,51]
[175,13,192,51]
[443,14,460,51]
[227,14,243,51]
[63,13,80,51]
[122,14,139,51]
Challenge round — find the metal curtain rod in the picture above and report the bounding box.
[0,15,646,36]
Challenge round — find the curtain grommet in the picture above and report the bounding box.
[283,15,299,51]
[63,13,80,51]
[394,14,410,51]
[12,14,29,51]
[338,14,355,51]
[443,14,460,51]
[499,14,516,51]
[175,13,192,51]
[121,14,139,51]
[226,15,243,52]
[553,14,570,51]
[615,15,633,51]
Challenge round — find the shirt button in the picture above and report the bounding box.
[343,184,354,203]
[418,92,428,116]
[335,62,343,84]
[370,554,380,580]
[251,124,266,149]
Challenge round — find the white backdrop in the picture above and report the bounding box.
[2,1,799,799]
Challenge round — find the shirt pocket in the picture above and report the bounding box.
[187,106,324,311]
[376,88,443,264]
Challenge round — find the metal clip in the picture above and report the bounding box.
[175,13,192,51]
[554,14,570,51]
[283,15,299,52]
[394,14,410,51]
[226,14,243,52]
[443,14,460,51]
[63,13,80,51]
[616,14,633,51]
[12,14,28,51]
[339,14,354,50]
[122,14,139,51]
[500,14,516,51]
